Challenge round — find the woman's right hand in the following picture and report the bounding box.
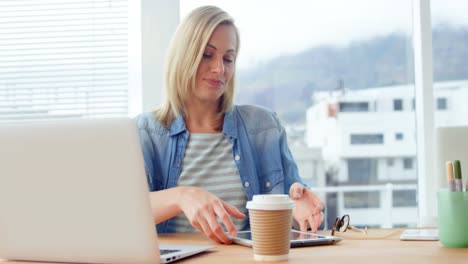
[177,186,246,244]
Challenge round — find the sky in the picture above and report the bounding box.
[180,0,468,69]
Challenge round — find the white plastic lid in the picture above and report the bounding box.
[246,194,295,210]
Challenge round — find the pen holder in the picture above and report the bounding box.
[437,190,468,248]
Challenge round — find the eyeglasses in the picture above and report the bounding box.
[331,214,368,236]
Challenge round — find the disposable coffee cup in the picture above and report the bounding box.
[246,194,295,261]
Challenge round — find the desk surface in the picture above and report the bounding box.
[159,229,468,263]
[1,229,467,263]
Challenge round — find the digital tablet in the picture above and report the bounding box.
[228,230,342,248]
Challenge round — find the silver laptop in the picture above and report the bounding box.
[0,118,213,264]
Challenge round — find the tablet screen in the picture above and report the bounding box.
[230,230,342,248]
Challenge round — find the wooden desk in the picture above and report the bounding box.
[159,229,468,264]
[1,229,467,263]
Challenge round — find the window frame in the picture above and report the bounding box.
[413,0,436,227]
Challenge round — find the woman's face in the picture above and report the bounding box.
[193,24,237,105]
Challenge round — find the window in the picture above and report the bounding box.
[0,0,130,123]
[436,97,447,110]
[348,158,378,184]
[8,0,453,229]
[393,224,411,228]
[393,190,417,207]
[338,102,369,112]
[429,0,468,226]
[393,99,403,111]
[344,192,380,208]
[181,0,415,229]
[350,134,384,144]
[403,158,413,169]
[395,133,404,140]
[387,158,394,167]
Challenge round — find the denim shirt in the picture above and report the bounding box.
[135,105,304,233]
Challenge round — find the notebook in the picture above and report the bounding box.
[0,118,213,264]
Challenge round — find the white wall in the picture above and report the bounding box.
[129,0,179,116]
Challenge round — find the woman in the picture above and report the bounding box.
[136,5,324,244]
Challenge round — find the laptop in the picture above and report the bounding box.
[0,118,213,264]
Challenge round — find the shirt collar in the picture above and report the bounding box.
[168,115,187,136]
[168,106,238,138]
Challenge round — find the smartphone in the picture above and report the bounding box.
[228,230,342,248]
[399,229,439,241]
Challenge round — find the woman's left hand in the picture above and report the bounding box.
[289,182,324,233]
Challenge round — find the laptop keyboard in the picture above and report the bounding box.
[160,249,181,255]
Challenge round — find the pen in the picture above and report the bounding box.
[454,160,463,192]
[446,161,456,192]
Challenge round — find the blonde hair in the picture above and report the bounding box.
[155,6,240,128]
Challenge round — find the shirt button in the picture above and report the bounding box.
[266,181,271,188]
[235,155,241,161]
[244,181,250,187]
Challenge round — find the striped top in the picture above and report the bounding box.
[174,133,247,232]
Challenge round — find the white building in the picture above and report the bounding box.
[305,80,468,228]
